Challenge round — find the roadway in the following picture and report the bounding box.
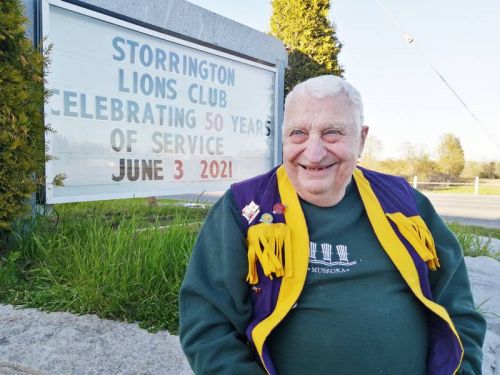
[163,192,500,228]
[424,193,500,228]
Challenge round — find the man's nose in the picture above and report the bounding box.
[304,136,327,162]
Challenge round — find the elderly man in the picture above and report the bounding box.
[179,75,486,374]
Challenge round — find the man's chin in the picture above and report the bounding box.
[300,182,333,196]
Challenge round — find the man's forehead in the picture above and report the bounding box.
[285,93,353,116]
[284,95,356,127]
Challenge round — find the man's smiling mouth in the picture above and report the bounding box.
[299,164,335,171]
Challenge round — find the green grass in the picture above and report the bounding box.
[447,222,500,240]
[0,198,209,333]
[447,222,499,260]
[0,199,498,334]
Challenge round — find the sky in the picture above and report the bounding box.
[186,0,500,162]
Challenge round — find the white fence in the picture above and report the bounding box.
[411,176,480,195]
[410,177,500,195]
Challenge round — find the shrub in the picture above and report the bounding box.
[0,0,49,242]
[270,0,343,94]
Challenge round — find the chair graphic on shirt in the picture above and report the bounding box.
[309,242,357,266]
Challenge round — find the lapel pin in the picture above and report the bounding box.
[260,213,274,224]
[252,286,262,295]
[242,201,260,224]
[272,203,286,215]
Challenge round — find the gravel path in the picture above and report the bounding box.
[0,306,192,375]
[0,256,498,375]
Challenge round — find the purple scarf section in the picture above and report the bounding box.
[231,166,461,375]
[357,166,418,216]
[231,167,283,375]
[358,167,462,374]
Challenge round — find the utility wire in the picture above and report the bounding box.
[373,0,500,153]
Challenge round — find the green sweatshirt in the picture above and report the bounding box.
[179,185,485,374]
[267,182,428,374]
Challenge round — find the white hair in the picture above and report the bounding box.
[284,75,364,129]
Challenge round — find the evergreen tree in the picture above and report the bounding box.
[437,134,465,179]
[270,0,343,94]
[0,0,48,237]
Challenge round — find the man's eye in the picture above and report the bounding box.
[290,129,305,136]
[289,129,307,143]
[323,129,342,142]
[324,129,342,136]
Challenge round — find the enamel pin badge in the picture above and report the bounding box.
[251,286,262,295]
[260,213,273,224]
[241,201,260,224]
[272,203,286,215]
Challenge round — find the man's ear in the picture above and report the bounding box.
[358,125,369,157]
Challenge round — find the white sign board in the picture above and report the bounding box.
[43,0,278,203]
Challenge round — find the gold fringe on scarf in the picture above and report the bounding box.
[246,222,293,284]
[386,213,440,271]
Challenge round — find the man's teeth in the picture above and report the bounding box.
[304,166,326,171]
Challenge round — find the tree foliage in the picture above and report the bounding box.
[0,0,48,235]
[270,0,343,94]
[400,142,438,180]
[479,162,497,179]
[461,161,482,179]
[377,158,408,177]
[437,133,465,179]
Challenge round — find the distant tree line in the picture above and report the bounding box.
[360,133,499,180]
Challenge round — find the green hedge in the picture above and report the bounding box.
[0,0,48,239]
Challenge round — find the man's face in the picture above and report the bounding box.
[283,91,368,207]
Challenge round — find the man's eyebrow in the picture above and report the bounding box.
[322,122,347,129]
